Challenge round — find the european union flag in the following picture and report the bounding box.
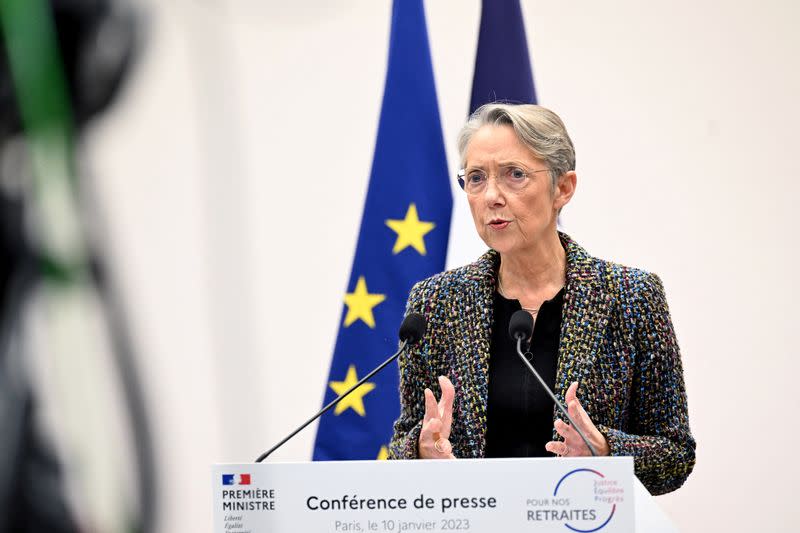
[470,0,537,112]
[312,0,452,460]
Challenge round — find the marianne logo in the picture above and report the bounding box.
[222,473,251,486]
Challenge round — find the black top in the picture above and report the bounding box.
[485,288,564,457]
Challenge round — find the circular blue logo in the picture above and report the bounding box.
[553,468,616,532]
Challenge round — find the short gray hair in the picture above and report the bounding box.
[457,103,576,188]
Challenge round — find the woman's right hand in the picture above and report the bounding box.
[418,376,456,459]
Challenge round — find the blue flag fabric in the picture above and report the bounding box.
[313,0,452,461]
[470,0,537,113]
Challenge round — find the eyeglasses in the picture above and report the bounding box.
[456,165,551,195]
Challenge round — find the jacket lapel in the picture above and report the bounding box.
[555,233,615,413]
[452,250,497,458]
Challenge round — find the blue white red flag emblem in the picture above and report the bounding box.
[222,474,251,486]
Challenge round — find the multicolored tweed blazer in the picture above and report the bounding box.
[387,232,695,495]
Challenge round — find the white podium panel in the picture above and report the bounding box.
[212,457,675,533]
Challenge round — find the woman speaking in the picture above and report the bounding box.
[387,103,695,495]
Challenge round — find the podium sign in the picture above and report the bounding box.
[212,457,640,533]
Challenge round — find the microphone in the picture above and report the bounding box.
[508,310,598,457]
[398,313,425,344]
[254,313,427,462]
[508,310,533,342]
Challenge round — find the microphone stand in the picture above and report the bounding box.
[255,339,409,462]
[513,337,598,457]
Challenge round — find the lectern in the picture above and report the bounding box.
[212,457,677,532]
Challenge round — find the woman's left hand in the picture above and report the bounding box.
[545,381,611,457]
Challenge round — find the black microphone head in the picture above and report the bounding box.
[509,309,533,341]
[399,313,426,344]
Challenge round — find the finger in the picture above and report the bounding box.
[437,376,455,437]
[564,381,579,405]
[567,398,590,431]
[545,441,560,456]
[554,419,594,456]
[437,376,455,418]
[560,442,570,456]
[426,417,443,440]
[553,418,574,440]
[423,388,438,423]
[422,419,451,459]
[433,437,452,456]
[555,419,585,453]
[568,394,598,438]
[418,417,443,458]
[545,441,570,457]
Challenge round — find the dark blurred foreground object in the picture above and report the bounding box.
[0,324,77,533]
[0,0,151,532]
[0,0,138,135]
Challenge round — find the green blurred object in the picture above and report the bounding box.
[0,2,154,533]
[0,0,75,135]
[0,0,82,281]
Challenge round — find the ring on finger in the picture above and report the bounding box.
[434,438,451,454]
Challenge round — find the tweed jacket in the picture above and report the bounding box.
[387,233,695,495]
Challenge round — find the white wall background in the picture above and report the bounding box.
[74,0,800,531]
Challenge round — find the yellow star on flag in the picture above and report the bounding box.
[343,276,386,328]
[328,365,376,416]
[385,203,436,255]
[377,446,389,460]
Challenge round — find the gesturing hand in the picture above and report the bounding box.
[545,381,610,457]
[418,376,456,459]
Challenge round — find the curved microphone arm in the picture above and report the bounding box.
[514,337,598,457]
[255,338,410,463]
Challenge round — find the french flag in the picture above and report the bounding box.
[222,474,251,485]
